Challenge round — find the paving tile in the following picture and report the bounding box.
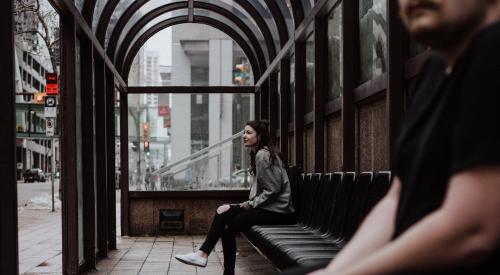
[19,208,277,275]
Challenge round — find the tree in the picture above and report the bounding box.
[14,0,59,73]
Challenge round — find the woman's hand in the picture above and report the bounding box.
[216,204,230,214]
[239,202,250,209]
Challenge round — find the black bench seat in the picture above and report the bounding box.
[242,171,392,270]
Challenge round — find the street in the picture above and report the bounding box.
[17,179,60,207]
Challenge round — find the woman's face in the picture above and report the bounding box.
[242,125,258,149]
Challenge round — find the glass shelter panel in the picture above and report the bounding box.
[358,0,387,84]
[92,0,109,32]
[327,3,343,101]
[104,0,136,46]
[121,10,189,62]
[127,93,255,191]
[305,33,315,113]
[289,55,295,122]
[128,24,253,87]
[116,0,183,51]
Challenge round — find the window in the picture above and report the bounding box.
[289,55,295,122]
[327,3,343,100]
[359,0,387,84]
[305,33,315,113]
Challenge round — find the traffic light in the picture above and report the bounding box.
[233,63,249,86]
[144,140,150,153]
[143,122,150,140]
[34,92,46,104]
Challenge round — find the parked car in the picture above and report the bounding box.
[23,168,46,183]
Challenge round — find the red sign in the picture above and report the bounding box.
[46,84,58,95]
[45,73,59,95]
[158,105,170,117]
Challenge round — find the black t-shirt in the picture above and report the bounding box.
[393,22,500,274]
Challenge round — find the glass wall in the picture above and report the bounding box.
[359,0,387,84]
[305,33,315,113]
[289,55,295,122]
[127,92,254,191]
[327,3,343,100]
[128,24,253,87]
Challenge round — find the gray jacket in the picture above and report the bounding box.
[245,148,294,214]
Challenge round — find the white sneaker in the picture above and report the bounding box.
[174,252,208,267]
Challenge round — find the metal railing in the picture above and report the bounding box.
[141,131,251,191]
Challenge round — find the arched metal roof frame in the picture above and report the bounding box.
[95,0,121,43]
[106,0,276,65]
[82,0,96,24]
[196,0,276,60]
[121,16,262,83]
[261,0,288,47]
[114,4,267,76]
[120,13,263,78]
[90,0,301,57]
[232,0,277,57]
[112,2,270,65]
[193,2,270,62]
[112,2,188,62]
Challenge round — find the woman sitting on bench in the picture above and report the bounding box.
[175,120,295,275]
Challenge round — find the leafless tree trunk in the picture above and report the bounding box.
[14,0,59,73]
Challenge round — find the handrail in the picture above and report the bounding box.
[152,130,244,175]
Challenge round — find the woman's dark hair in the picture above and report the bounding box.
[246,120,276,175]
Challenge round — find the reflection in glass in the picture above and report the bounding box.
[289,55,295,122]
[305,33,315,113]
[127,93,254,191]
[277,71,281,129]
[327,3,343,100]
[359,0,387,84]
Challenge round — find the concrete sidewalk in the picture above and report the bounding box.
[18,209,62,274]
[18,208,277,275]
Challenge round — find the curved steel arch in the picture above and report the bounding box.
[95,0,121,43]
[115,4,267,76]
[262,0,289,47]
[288,0,305,28]
[113,2,188,63]
[233,0,277,56]
[82,0,96,24]
[122,16,261,83]
[194,1,271,62]
[106,0,152,58]
[106,1,287,63]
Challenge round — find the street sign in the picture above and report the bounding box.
[46,118,54,136]
[45,96,56,107]
[158,105,170,116]
[44,107,57,117]
[45,73,59,95]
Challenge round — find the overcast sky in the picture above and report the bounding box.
[145,28,173,66]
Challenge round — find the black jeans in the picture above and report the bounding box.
[200,205,295,274]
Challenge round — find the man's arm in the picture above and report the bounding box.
[312,177,401,273]
[325,167,500,275]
